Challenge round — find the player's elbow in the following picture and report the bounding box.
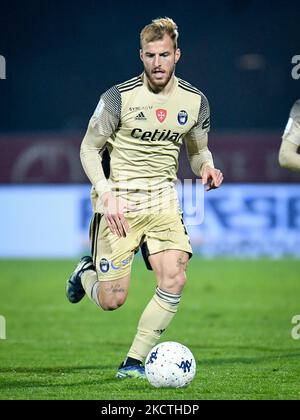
[278,149,290,169]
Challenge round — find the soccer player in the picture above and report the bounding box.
[66,17,224,378]
[279,99,300,172]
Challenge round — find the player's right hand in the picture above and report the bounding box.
[101,191,135,238]
[201,166,224,191]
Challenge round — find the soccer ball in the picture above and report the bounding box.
[145,341,196,388]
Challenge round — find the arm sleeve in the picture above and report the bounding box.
[282,99,300,146]
[279,99,300,172]
[184,92,214,177]
[80,86,121,196]
[279,140,300,172]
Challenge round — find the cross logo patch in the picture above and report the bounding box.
[156,109,167,123]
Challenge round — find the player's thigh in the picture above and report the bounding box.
[90,213,138,309]
[90,212,137,282]
[144,212,192,293]
[149,249,190,294]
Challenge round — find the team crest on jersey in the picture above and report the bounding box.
[177,110,188,125]
[99,258,109,273]
[156,109,167,123]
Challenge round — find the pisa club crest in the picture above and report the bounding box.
[178,110,188,125]
[99,258,109,273]
[156,109,167,123]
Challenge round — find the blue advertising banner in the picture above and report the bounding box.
[185,184,300,258]
[0,184,299,258]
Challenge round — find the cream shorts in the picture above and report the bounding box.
[89,211,192,281]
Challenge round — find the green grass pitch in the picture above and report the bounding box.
[0,258,299,400]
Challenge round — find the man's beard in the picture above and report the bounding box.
[144,64,175,92]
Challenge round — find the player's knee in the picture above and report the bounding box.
[99,295,127,311]
[100,303,121,311]
[100,301,123,311]
[97,275,130,311]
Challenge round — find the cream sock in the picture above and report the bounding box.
[81,270,101,307]
[127,287,181,362]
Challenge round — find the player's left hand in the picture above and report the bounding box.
[201,166,224,191]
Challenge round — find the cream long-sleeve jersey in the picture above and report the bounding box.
[80,74,214,212]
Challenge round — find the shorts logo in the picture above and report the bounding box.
[156,109,167,123]
[99,258,109,273]
[111,254,134,270]
[178,110,188,125]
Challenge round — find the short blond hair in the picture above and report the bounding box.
[140,17,179,50]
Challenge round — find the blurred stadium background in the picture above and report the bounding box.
[0,0,299,258]
[0,0,300,400]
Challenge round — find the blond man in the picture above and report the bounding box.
[66,17,223,378]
